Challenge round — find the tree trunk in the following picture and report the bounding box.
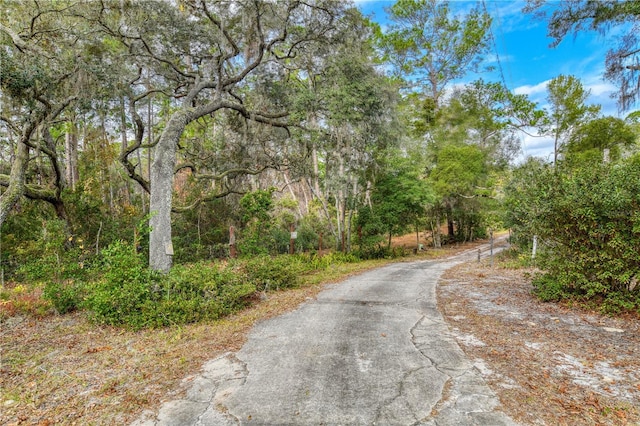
[447,218,454,241]
[431,209,442,248]
[283,170,302,217]
[149,112,187,272]
[119,97,132,205]
[0,141,29,227]
[336,151,347,252]
[64,120,79,191]
[311,143,321,198]
[335,196,343,251]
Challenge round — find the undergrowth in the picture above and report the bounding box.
[496,247,640,316]
[1,241,377,329]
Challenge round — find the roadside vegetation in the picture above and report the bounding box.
[504,154,640,315]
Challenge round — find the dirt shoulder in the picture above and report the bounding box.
[438,260,640,425]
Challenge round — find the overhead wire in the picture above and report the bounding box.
[481,0,528,158]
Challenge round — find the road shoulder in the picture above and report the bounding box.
[438,260,640,425]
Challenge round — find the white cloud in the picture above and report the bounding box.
[587,82,616,97]
[518,132,555,162]
[514,80,550,97]
[484,53,514,65]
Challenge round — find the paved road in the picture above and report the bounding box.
[133,241,516,425]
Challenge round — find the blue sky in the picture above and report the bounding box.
[354,0,638,161]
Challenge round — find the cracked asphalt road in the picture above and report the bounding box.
[133,242,516,425]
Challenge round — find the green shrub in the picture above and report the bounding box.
[532,273,569,302]
[84,240,158,328]
[84,241,257,329]
[506,156,640,313]
[166,262,255,318]
[601,292,640,315]
[244,255,306,291]
[43,280,85,314]
[301,251,360,270]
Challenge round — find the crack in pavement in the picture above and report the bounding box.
[372,367,425,425]
[409,312,518,425]
[131,353,244,426]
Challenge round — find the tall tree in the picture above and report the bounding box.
[415,80,540,244]
[525,0,640,110]
[287,8,399,251]
[0,1,95,226]
[565,116,637,167]
[382,0,491,108]
[320,52,398,251]
[545,75,600,165]
[91,0,346,271]
[365,155,434,248]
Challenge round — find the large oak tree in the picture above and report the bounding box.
[90,0,347,271]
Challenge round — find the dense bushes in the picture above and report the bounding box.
[505,156,640,313]
[25,240,365,329]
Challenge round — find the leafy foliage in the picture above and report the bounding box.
[564,116,637,167]
[545,74,600,164]
[243,255,305,292]
[506,156,640,313]
[382,0,491,105]
[358,156,433,249]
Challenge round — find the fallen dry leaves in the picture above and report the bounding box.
[438,260,640,425]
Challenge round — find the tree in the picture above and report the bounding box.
[0,1,96,227]
[506,154,640,310]
[287,8,400,252]
[503,157,553,247]
[457,79,543,167]
[366,156,434,248]
[321,54,398,251]
[90,0,346,271]
[525,0,640,110]
[545,75,600,165]
[565,116,637,167]
[427,143,488,242]
[382,0,491,108]
[412,80,540,244]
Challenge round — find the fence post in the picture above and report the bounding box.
[490,229,494,267]
[289,224,296,255]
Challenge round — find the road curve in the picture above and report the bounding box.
[133,241,517,425]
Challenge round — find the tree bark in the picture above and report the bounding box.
[65,120,79,191]
[149,111,187,272]
[0,140,29,226]
[311,143,321,198]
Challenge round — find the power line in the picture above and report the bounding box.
[481,0,509,92]
[482,0,528,158]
